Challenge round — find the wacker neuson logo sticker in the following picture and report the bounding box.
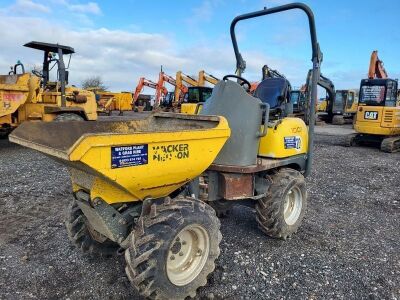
[364,111,378,120]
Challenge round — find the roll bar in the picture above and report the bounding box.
[230,2,322,177]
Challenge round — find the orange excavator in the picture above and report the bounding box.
[155,71,178,108]
[133,77,158,111]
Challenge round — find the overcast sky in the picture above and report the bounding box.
[1,0,399,93]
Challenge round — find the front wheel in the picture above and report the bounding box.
[125,196,221,300]
[256,168,307,240]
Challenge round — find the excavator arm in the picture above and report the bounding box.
[133,77,158,101]
[368,50,388,79]
[155,72,177,108]
[174,71,199,103]
[198,70,219,86]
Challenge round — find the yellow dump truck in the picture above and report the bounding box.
[0,41,97,136]
[10,4,321,299]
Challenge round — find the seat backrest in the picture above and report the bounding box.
[254,77,290,111]
[201,80,264,166]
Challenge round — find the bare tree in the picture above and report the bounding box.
[81,76,108,92]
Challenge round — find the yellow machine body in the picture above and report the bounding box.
[180,103,203,114]
[258,117,308,158]
[96,91,133,112]
[355,106,400,136]
[9,113,230,204]
[344,89,358,114]
[317,99,327,112]
[0,73,97,129]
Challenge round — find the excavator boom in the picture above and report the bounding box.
[133,77,158,101]
[368,50,388,79]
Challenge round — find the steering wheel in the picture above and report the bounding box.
[222,74,251,91]
[32,70,43,77]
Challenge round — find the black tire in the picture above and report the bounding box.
[256,168,307,240]
[65,201,119,257]
[125,196,221,300]
[54,113,84,122]
[208,200,232,218]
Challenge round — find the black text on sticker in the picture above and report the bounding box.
[364,111,378,120]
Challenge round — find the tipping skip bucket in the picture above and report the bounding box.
[9,113,230,204]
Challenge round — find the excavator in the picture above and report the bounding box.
[178,71,215,114]
[0,41,97,136]
[133,77,157,111]
[346,51,400,152]
[155,71,177,109]
[295,69,357,124]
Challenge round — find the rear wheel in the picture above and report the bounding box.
[125,196,221,300]
[65,201,119,257]
[256,168,307,240]
[54,113,84,122]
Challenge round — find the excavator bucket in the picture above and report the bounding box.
[9,113,230,203]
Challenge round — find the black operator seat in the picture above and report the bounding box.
[201,79,265,167]
[254,77,291,116]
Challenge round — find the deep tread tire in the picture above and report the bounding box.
[125,197,221,300]
[256,168,307,240]
[54,113,84,122]
[65,201,119,257]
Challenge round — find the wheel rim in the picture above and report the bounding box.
[166,224,210,286]
[283,186,303,226]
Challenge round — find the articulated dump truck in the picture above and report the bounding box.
[10,3,321,299]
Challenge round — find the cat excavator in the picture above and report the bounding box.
[346,51,400,152]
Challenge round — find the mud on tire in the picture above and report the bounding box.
[125,196,221,300]
[65,200,119,257]
[256,168,307,240]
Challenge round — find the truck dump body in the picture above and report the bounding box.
[9,113,230,203]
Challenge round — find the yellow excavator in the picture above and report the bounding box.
[179,70,218,114]
[0,41,97,136]
[346,51,400,152]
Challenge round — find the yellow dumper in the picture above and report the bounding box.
[10,3,321,299]
[0,41,97,136]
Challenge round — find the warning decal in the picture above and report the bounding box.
[284,136,302,150]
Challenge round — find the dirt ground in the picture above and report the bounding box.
[0,124,399,300]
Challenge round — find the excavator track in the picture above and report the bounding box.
[380,137,400,153]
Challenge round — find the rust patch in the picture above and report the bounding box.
[219,173,253,200]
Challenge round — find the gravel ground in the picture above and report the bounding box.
[0,128,399,300]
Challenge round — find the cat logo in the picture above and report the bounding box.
[364,111,378,120]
